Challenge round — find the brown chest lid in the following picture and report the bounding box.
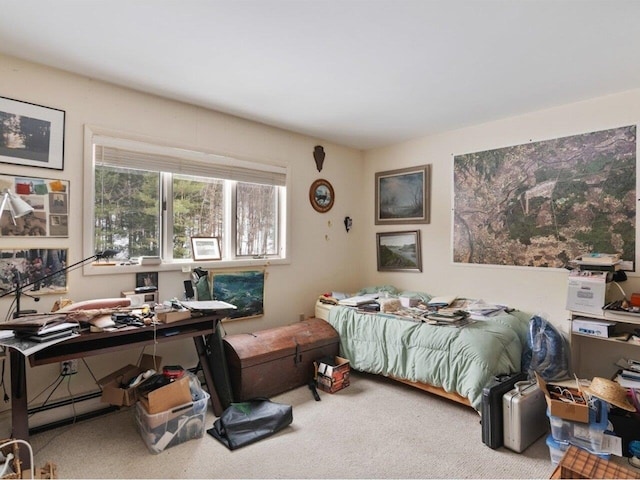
[224,318,338,367]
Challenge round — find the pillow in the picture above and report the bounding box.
[357,285,399,296]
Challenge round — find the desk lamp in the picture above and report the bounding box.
[0,189,34,225]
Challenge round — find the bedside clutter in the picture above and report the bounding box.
[538,374,640,468]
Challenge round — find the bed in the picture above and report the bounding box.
[315,289,531,412]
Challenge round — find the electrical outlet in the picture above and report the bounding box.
[60,359,78,376]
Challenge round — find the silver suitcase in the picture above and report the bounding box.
[503,380,548,453]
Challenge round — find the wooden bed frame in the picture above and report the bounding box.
[392,376,472,407]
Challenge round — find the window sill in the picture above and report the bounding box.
[82,257,289,276]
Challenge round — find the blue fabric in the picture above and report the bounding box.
[527,315,570,381]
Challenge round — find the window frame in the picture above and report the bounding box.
[83,125,290,276]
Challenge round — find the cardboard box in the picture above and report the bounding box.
[535,372,589,423]
[566,270,610,315]
[138,375,192,414]
[98,354,161,407]
[156,309,192,324]
[571,317,616,338]
[315,356,350,393]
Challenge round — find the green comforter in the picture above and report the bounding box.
[326,306,530,411]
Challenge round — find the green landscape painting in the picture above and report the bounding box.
[453,125,636,268]
[212,270,264,319]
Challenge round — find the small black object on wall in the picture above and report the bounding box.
[313,145,325,172]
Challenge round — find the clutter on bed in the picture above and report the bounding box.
[315,286,532,411]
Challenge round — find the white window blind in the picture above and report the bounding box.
[93,136,287,186]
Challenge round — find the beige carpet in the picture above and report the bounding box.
[28,372,555,479]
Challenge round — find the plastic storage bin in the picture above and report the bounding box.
[547,398,609,452]
[135,390,209,454]
[546,434,569,465]
[545,435,611,466]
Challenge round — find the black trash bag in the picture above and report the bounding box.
[207,398,293,450]
[526,314,570,381]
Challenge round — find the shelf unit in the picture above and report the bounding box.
[569,310,640,379]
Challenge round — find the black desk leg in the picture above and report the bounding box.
[193,335,223,416]
[9,349,31,470]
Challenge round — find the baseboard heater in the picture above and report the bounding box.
[27,390,117,435]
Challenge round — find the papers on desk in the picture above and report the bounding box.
[0,331,79,357]
[179,300,237,312]
[0,314,80,356]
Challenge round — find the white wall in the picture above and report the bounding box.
[364,89,640,332]
[0,54,366,412]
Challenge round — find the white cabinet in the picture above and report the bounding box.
[569,310,640,379]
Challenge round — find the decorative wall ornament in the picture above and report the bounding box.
[0,96,65,170]
[313,145,325,172]
[309,178,334,213]
[344,216,352,232]
[453,125,636,268]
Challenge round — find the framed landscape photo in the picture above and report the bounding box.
[375,164,431,225]
[376,230,422,272]
[0,96,65,170]
[191,236,222,261]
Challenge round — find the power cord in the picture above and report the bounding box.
[0,358,8,403]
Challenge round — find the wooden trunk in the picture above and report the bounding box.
[223,318,340,401]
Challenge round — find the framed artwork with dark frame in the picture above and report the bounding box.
[376,230,422,272]
[0,96,65,170]
[309,178,334,213]
[375,164,431,225]
[191,236,222,261]
[136,272,158,289]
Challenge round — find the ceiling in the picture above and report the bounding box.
[1,0,640,150]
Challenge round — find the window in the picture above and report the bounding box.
[87,130,288,266]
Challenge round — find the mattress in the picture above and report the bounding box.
[319,301,530,411]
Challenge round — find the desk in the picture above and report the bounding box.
[9,312,230,468]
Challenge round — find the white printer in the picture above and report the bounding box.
[566,270,610,315]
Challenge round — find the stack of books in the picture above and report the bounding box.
[0,315,78,342]
[425,309,473,327]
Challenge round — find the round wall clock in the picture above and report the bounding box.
[309,179,334,213]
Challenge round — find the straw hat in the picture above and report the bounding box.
[582,377,636,412]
